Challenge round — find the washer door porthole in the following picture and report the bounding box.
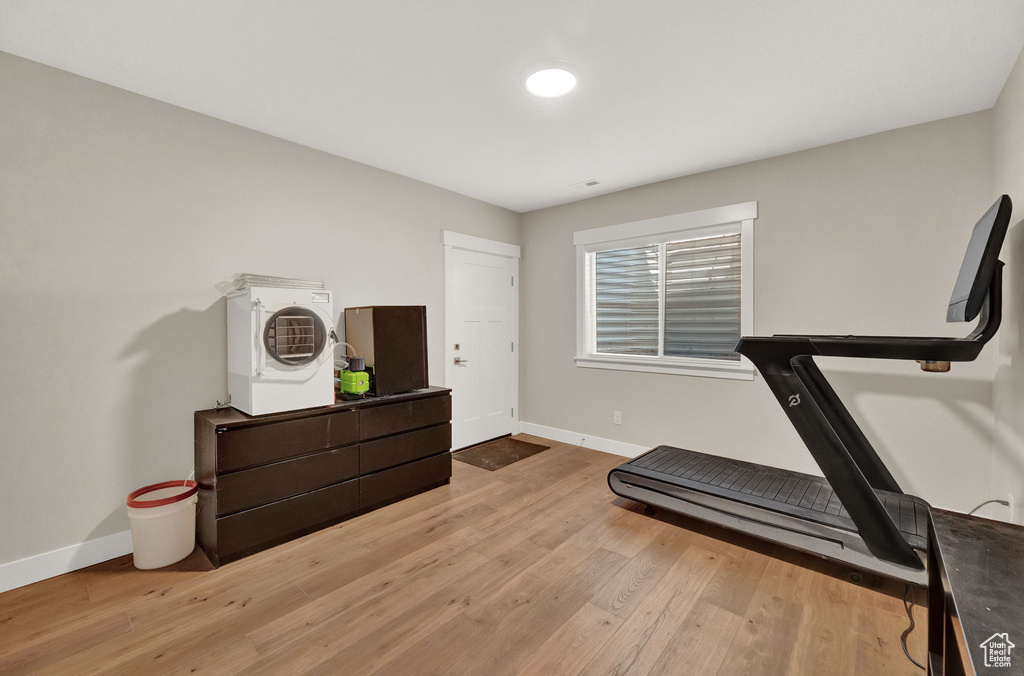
[263,306,327,366]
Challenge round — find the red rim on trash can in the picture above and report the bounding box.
[126,480,198,508]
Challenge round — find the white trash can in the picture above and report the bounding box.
[126,480,198,569]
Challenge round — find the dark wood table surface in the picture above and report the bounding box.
[195,385,451,428]
[930,508,1024,674]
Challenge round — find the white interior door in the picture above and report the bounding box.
[446,240,518,450]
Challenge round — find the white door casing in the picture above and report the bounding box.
[443,232,520,450]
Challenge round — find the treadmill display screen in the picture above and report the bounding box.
[947,196,1011,323]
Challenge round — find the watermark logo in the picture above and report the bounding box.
[788,394,800,407]
[981,633,1015,668]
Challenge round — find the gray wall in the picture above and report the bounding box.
[520,111,999,514]
[5,43,1024,571]
[993,47,1024,523]
[0,53,519,565]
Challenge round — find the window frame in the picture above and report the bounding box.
[574,201,757,380]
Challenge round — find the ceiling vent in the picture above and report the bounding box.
[570,179,600,190]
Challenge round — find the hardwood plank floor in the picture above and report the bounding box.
[0,435,928,675]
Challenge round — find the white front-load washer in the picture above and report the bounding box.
[226,286,336,416]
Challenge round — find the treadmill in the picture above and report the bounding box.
[608,195,1012,585]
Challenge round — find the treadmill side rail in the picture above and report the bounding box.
[765,263,1002,362]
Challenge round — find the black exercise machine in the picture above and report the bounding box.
[608,196,1012,585]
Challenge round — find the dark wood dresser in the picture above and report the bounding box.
[194,386,451,566]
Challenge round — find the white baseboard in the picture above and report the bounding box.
[519,422,649,458]
[0,530,132,593]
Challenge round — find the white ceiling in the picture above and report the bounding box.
[2,1,1023,212]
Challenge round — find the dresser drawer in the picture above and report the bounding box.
[215,446,359,516]
[218,409,358,472]
[359,395,451,441]
[216,479,359,560]
[360,452,451,508]
[360,423,451,474]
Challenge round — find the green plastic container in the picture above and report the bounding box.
[340,369,369,395]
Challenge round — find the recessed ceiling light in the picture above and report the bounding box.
[525,66,577,98]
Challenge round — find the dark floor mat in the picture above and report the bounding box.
[453,437,551,471]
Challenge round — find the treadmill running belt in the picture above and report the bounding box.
[618,445,928,549]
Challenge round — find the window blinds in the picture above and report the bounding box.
[592,233,741,361]
[664,233,741,361]
[594,245,659,355]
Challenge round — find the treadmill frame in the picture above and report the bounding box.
[734,264,1000,572]
[609,194,1011,583]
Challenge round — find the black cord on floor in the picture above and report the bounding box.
[900,584,925,670]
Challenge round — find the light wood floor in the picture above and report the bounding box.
[0,435,927,675]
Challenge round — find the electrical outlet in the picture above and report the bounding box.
[613,411,622,425]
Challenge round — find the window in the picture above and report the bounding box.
[574,201,757,380]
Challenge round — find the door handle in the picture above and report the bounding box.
[454,357,470,365]
[253,298,265,376]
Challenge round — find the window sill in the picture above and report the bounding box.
[574,354,755,381]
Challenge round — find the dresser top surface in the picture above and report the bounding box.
[931,507,1024,671]
[196,386,451,428]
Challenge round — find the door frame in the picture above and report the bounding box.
[443,231,521,446]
